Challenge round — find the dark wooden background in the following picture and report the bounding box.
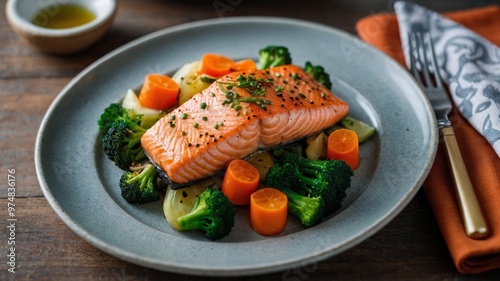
[1,0,499,280]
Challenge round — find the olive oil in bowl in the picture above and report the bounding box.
[32,4,96,29]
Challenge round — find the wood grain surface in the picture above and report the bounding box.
[1,0,499,280]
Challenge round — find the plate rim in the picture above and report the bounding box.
[34,16,438,276]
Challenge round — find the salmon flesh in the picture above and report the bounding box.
[141,65,349,186]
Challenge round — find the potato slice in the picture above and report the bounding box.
[306,132,328,160]
[163,179,218,230]
[247,151,275,181]
[172,61,211,105]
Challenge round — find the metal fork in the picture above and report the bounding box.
[408,31,489,239]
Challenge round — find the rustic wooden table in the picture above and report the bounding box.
[2,0,499,280]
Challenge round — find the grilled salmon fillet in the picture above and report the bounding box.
[141,65,349,184]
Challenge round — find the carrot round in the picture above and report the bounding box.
[221,159,260,205]
[197,53,234,78]
[138,74,179,110]
[231,59,257,73]
[250,188,288,236]
[327,128,359,170]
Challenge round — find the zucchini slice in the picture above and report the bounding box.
[340,116,376,143]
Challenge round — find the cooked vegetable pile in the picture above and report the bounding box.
[98,103,164,170]
[97,45,376,240]
[266,153,353,227]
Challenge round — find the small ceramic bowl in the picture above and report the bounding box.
[6,0,117,55]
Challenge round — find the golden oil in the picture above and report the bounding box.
[32,4,96,29]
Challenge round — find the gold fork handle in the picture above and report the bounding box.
[440,126,489,239]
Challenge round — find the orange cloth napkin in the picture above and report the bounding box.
[356,5,500,274]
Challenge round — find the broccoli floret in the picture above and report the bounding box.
[285,153,352,216]
[177,187,236,240]
[98,103,140,135]
[103,119,147,170]
[258,46,292,69]
[119,164,160,204]
[267,153,352,218]
[99,103,165,170]
[98,103,164,135]
[283,188,325,228]
[271,141,306,160]
[319,159,353,212]
[266,163,325,228]
[304,61,332,90]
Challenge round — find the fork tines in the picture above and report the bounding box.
[408,31,444,89]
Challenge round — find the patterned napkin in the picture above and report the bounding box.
[394,1,500,157]
[356,3,500,274]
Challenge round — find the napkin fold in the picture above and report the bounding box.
[356,3,500,274]
[394,1,500,157]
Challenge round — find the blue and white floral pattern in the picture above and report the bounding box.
[395,1,500,157]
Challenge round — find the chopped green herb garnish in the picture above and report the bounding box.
[214,122,225,129]
[200,75,216,83]
[181,113,188,119]
[217,73,273,111]
[202,116,208,121]
[193,123,199,128]
[275,86,284,92]
[200,102,207,109]
[170,115,176,120]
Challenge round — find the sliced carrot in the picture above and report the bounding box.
[197,53,234,78]
[326,128,359,170]
[138,74,179,110]
[231,59,257,73]
[221,159,260,205]
[250,188,288,236]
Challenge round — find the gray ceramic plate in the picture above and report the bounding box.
[35,17,437,276]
